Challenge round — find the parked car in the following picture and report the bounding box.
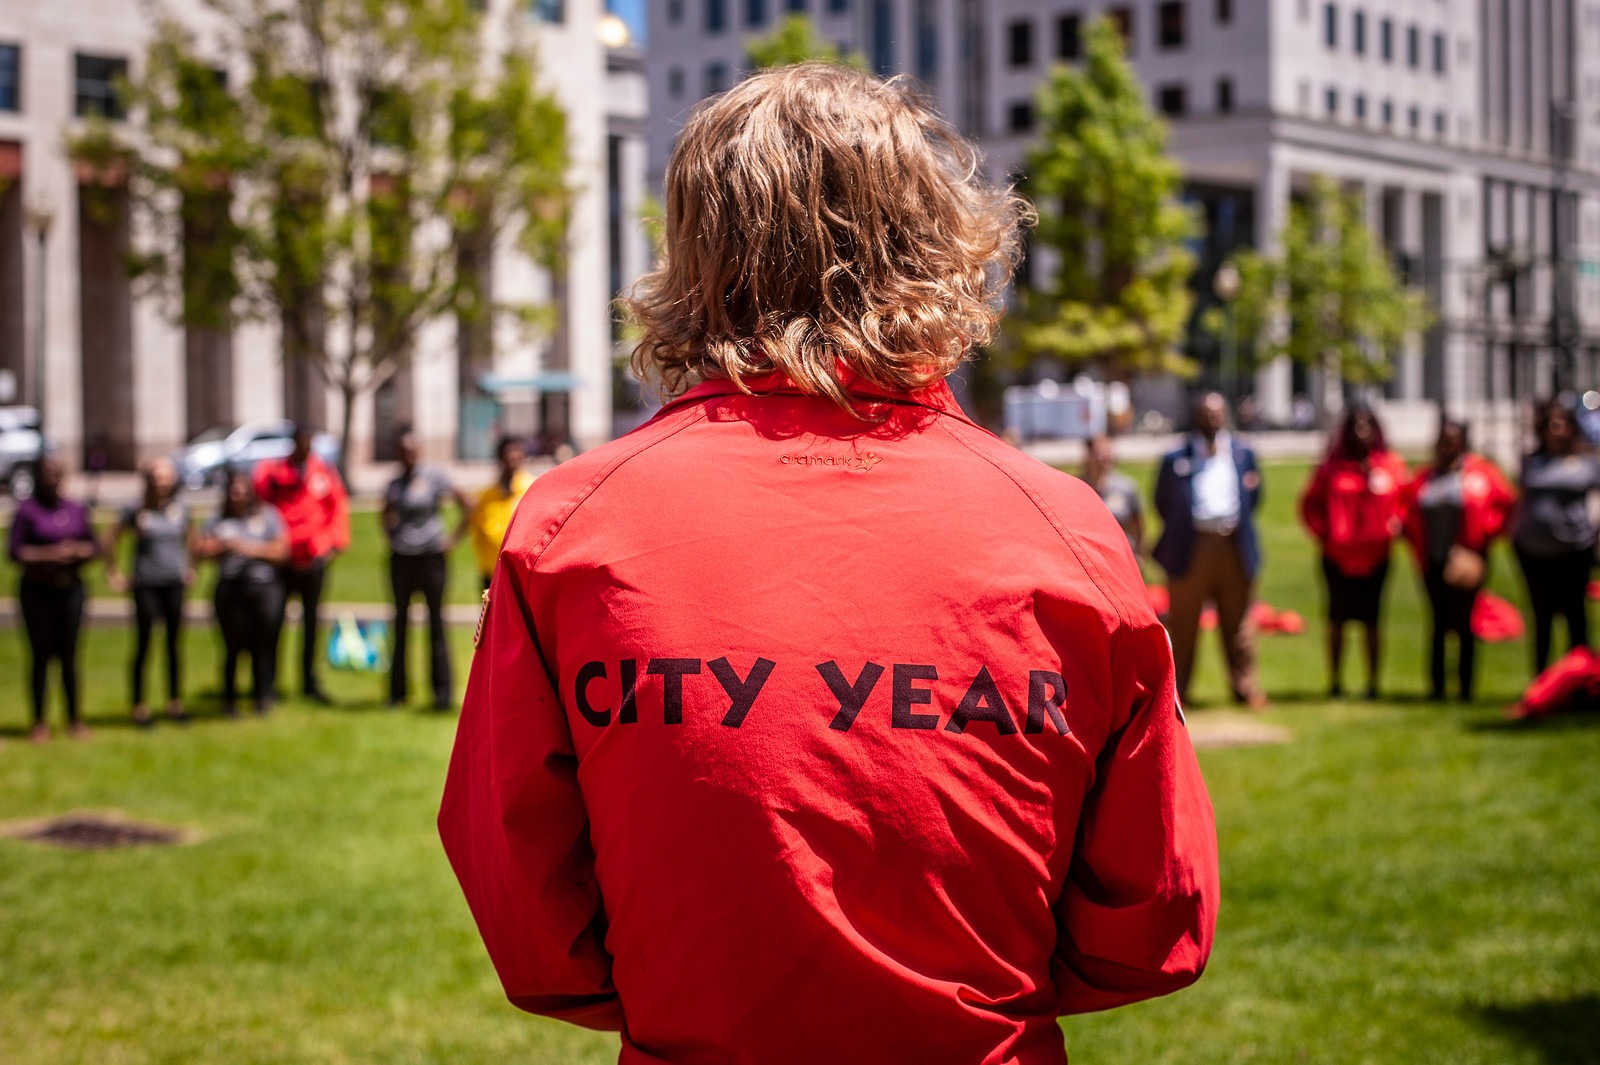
[175,421,342,490]
[0,406,44,500]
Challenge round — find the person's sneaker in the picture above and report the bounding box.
[1364,685,1381,701]
[29,723,50,744]
[1328,683,1344,699]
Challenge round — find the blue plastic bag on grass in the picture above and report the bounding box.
[327,612,391,674]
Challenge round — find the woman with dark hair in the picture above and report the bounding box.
[1512,398,1600,674]
[469,434,532,591]
[105,455,193,726]
[1403,418,1516,702]
[1299,404,1410,698]
[7,455,97,741]
[196,470,290,716]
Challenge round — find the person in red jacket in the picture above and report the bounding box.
[253,426,350,702]
[1299,403,1410,699]
[438,63,1217,1065]
[1402,418,1516,702]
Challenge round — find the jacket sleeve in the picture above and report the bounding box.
[1482,460,1517,541]
[437,557,623,1031]
[1053,619,1219,1014]
[1152,456,1181,528]
[1299,462,1330,543]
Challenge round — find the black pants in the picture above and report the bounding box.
[1422,564,1479,701]
[278,559,328,696]
[217,577,283,709]
[132,583,185,706]
[1515,547,1593,675]
[390,552,451,706]
[19,577,86,725]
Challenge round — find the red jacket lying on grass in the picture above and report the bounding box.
[438,374,1219,1064]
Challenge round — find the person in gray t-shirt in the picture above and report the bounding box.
[1082,435,1145,557]
[197,470,291,715]
[383,428,470,709]
[105,456,194,726]
[1514,399,1600,674]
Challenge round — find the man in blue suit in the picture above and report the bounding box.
[1154,392,1268,709]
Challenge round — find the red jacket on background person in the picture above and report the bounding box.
[437,374,1219,1064]
[253,454,350,568]
[1402,453,1516,559]
[1299,450,1411,576]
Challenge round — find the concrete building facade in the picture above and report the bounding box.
[0,0,645,470]
[645,0,1600,428]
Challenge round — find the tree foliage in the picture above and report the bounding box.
[746,15,864,70]
[70,0,571,465]
[1222,176,1434,386]
[1007,16,1197,375]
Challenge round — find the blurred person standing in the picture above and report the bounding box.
[196,471,290,716]
[383,428,469,710]
[254,425,349,703]
[1513,398,1600,675]
[105,457,194,726]
[1403,419,1515,702]
[1299,404,1410,699]
[1081,435,1144,556]
[440,64,1217,1061]
[469,435,532,591]
[1154,392,1268,709]
[7,456,97,741]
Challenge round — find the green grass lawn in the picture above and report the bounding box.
[2,460,1598,1064]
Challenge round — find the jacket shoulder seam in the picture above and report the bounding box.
[935,417,1134,628]
[520,407,711,568]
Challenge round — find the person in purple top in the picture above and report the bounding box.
[7,456,98,742]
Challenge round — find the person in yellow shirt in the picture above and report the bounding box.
[470,436,533,590]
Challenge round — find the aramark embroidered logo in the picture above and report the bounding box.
[780,452,883,472]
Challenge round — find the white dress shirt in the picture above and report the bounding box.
[1190,431,1241,533]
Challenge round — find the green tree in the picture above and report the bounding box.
[71,0,571,469]
[1222,176,1434,399]
[1008,16,1198,376]
[746,14,864,69]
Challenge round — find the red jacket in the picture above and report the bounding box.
[253,454,350,568]
[1299,450,1410,577]
[1403,453,1516,559]
[438,374,1218,1065]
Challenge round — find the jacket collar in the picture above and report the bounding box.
[659,368,973,423]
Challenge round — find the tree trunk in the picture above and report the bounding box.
[335,380,358,488]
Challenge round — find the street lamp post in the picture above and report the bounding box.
[1213,261,1241,403]
[24,192,55,438]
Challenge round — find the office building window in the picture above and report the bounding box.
[869,0,893,74]
[0,44,18,112]
[705,61,729,95]
[1379,18,1392,60]
[1381,98,1393,125]
[668,0,685,22]
[1325,86,1339,116]
[1324,3,1338,47]
[1353,92,1366,120]
[1408,104,1419,130]
[1434,109,1446,135]
[915,0,938,82]
[1008,19,1033,67]
[1406,25,1418,67]
[1057,13,1082,59]
[1008,101,1034,133]
[1432,31,1445,73]
[746,0,767,27]
[1352,10,1365,54]
[75,53,128,119]
[1158,2,1186,49]
[828,0,848,12]
[668,67,685,100]
[1158,84,1187,116]
[531,0,564,22]
[1216,0,1232,25]
[1108,6,1135,51]
[1216,76,1233,113]
[707,0,727,33]
[787,0,806,9]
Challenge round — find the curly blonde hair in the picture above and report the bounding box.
[625,63,1030,411]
